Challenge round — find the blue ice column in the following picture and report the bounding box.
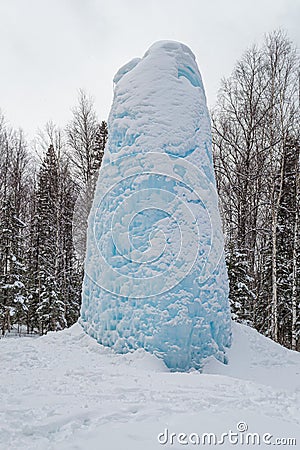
[79,41,232,371]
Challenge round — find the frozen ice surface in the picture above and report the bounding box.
[80,40,231,370]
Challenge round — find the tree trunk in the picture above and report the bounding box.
[291,164,299,350]
[271,206,278,341]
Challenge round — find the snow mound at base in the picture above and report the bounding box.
[0,322,299,449]
[203,321,300,389]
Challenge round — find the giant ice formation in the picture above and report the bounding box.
[79,41,231,370]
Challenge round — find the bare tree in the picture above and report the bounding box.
[66,89,99,187]
[66,90,107,260]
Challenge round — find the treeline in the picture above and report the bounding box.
[212,30,300,350]
[1,30,299,352]
[0,91,107,335]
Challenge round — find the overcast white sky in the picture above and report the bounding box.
[0,0,299,138]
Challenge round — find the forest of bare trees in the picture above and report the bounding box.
[0,30,299,352]
[212,30,299,350]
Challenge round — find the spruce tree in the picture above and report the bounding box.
[35,145,66,333]
[226,244,255,325]
[276,138,300,348]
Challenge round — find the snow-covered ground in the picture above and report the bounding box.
[1,322,299,449]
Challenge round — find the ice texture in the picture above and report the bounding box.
[79,41,232,371]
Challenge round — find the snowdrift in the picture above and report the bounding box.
[1,322,299,449]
